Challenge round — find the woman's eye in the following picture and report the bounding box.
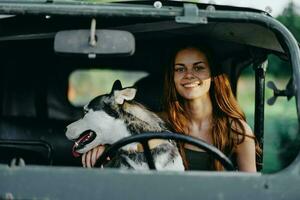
[175,67,185,72]
[194,65,204,71]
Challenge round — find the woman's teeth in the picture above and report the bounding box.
[183,82,200,88]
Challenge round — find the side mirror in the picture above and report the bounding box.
[54,29,135,58]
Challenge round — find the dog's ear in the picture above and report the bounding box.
[111,80,123,93]
[114,88,137,105]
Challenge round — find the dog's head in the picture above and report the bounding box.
[65,80,137,157]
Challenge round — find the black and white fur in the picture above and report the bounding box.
[65,80,184,171]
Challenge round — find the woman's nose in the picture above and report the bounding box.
[184,69,195,79]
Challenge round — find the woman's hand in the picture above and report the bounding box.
[82,145,106,168]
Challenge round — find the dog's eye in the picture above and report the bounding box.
[103,104,119,118]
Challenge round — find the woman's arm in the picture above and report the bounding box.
[234,120,257,172]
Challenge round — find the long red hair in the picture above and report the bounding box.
[163,45,260,170]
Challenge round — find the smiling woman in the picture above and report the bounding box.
[162,44,261,171]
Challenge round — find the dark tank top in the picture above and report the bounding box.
[184,119,238,171]
[184,148,214,171]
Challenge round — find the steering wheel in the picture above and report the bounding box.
[95,132,235,171]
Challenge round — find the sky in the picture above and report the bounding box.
[201,0,299,17]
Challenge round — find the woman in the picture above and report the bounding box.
[163,45,260,171]
[82,45,260,172]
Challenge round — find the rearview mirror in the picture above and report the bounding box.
[54,30,135,58]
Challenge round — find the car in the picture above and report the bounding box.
[0,0,299,199]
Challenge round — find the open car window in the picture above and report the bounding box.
[237,55,299,173]
[68,69,149,106]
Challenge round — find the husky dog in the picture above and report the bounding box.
[65,80,184,171]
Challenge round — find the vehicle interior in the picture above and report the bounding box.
[0,1,300,199]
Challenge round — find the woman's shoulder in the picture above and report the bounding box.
[230,118,254,138]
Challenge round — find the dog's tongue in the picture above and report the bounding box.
[72,146,81,158]
[72,133,91,158]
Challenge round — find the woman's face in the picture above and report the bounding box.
[173,47,211,100]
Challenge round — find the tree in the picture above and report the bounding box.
[277,1,300,41]
[268,1,300,77]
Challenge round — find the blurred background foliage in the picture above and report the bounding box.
[267,1,300,77]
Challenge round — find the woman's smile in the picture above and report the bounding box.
[182,81,201,88]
